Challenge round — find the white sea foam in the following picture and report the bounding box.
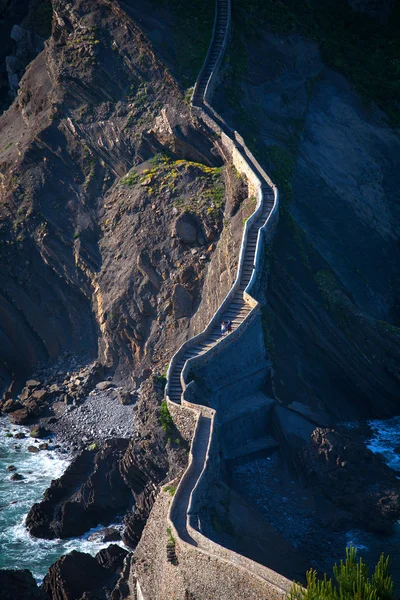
[366,416,400,472]
[0,417,127,582]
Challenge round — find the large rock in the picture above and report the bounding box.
[301,427,400,533]
[0,569,48,600]
[174,213,198,244]
[1,399,23,413]
[41,550,114,600]
[26,440,132,539]
[172,284,193,318]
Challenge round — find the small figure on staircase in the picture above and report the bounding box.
[227,319,232,333]
[221,321,227,336]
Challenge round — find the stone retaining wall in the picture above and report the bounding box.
[133,0,294,596]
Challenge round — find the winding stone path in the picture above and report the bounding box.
[163,0,291,596]
[168,190,274,403]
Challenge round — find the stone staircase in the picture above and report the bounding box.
[192,0,229,106]
[167,188,274,404]
[160,0,291,596]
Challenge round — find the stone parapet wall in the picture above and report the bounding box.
[134,0,292,597]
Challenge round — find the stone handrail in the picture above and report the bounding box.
[160,0,290,596]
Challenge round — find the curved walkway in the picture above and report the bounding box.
[163,0,291,596]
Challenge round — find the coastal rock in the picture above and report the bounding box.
[9,409,30,425]
[26,380,41,389]
[0,569,47,600]
[11,473,24,481]
[1,399,23,414]
[7,465,17,471]
[26,440,131,539]
[28,446,39,453]
[301,427,400,533]
[95,544,127,570]
[30,426,48,439]
[41,550,116,600]
[89,527,121,543]
[14,432,26,439]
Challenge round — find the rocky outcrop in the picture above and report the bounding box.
[301,427,400,533]
[41,546,127,600]
[0,569,48,600]
[0,0,231,395]
[26,439,131,539]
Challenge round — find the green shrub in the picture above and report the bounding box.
[164,485,177,496]
[289,546,394,600]
[166,527,175,546]
[159,401,174,437]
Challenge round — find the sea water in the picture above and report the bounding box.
[0,417,125,582]
[345,416,400,588]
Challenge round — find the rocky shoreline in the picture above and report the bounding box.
[0,367,192,598]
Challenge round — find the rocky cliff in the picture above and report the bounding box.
[0,0,248,397]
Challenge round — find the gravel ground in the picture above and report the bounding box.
[50,388,136,452]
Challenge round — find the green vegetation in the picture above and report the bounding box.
[159,400,174,437]
[152,0,214,86]
[289,545,394,600]
[231,0,400,125]
[163,485,177,496]
[166,527,175,546]
[121,155,224,219]
[121,170,139,186]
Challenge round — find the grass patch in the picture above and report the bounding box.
[164,485,177,496]
[166,527,175,546]
[121,170,139,186]
[159,400,174,437]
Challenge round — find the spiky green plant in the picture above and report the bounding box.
[288,546,394,600]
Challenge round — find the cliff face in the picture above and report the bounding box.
[216,23,400,423]
[0,0,246,394]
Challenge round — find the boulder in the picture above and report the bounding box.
[31,389,48,401]
[26,380,41,389]
[28,446,40,453]
[174,213,198,243]
[39,443,49,450]
[7,465,16,471]
[41,550,111,600]
[2,399,23,414]
[0,569,47,600]
[14,432,26,439]
[88,526,121,543]
[11,473,24,481]
[30,426,48,439]
[96,381,115,391]
[95,543,127,570]
[116,388,135,406]
[172,284,193,318]
[9,408,30,425]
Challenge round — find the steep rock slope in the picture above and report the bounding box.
[215,10,400,423]
[0,0,245,395]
